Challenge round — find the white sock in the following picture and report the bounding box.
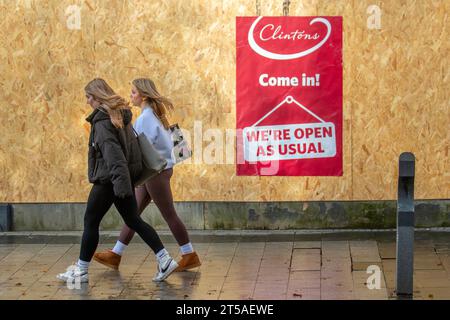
[112,241,128,256]
[77,259,89,270]
[156,248,169,262]
[180,242,194,255]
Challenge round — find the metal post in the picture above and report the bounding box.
[396,152,415,297]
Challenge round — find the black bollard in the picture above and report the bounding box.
[396,152,415,297]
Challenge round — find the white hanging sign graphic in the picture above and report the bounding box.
[243,96,336,162]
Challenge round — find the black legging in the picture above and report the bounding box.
[79,182,164,262]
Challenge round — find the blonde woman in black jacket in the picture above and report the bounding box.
[57,78,178,284]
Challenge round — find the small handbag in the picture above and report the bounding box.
[132,127,167,186]
[169,123,192,164]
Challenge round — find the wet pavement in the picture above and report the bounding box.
[0,231,449,300]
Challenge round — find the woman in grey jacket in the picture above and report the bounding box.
[57,78,178,284]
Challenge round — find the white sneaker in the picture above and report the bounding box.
[152,255,178,282]
[57,264,89,284]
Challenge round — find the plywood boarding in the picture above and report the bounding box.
[0,0,448,202]
[0,0,95,202]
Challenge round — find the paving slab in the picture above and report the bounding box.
[1,233,449,300]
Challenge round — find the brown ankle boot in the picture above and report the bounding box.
[174,252,201,272]
[93,250,121,270]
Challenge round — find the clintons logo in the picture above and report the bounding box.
[248,17,332,60]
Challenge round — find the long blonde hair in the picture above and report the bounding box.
[84,78,130,129]
[132,78,174,130]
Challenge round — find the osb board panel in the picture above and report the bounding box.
[0,0,96,202]
[0,0,448,202]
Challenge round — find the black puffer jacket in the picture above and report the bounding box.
[86,107,142,198]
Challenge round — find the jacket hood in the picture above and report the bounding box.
[86,107,133,125]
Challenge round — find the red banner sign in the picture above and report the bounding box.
[236,16,343,176]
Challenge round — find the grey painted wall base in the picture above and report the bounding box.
[6,200,450,231]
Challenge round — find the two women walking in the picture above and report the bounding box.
[57,78,200,284]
